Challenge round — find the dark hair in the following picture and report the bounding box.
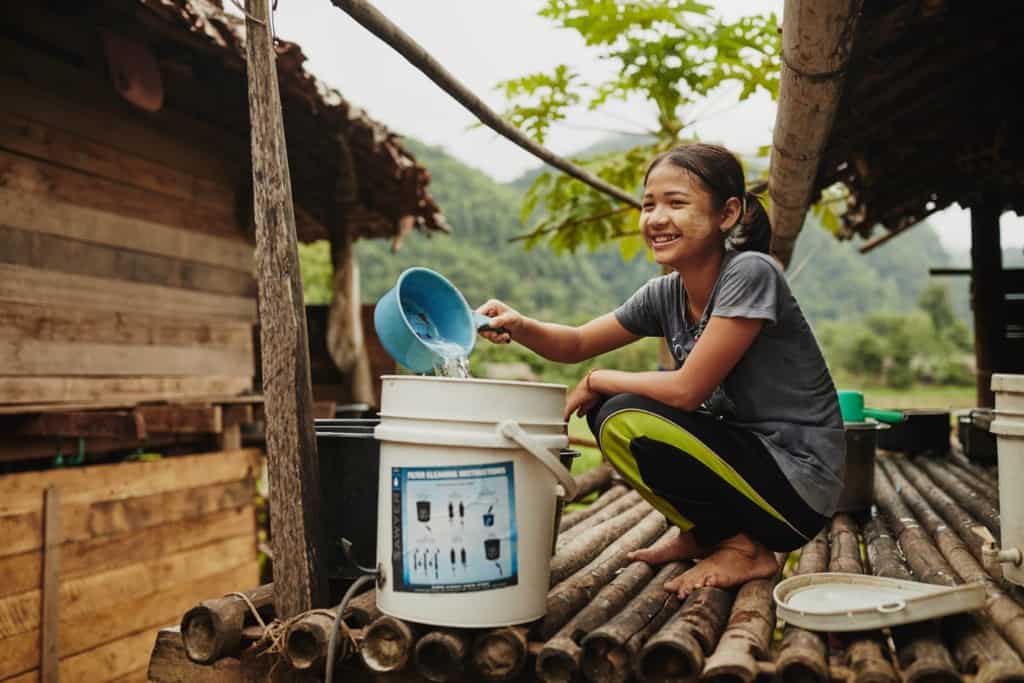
[643,143,771,254]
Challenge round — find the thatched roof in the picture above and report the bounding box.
[133,0,449,243]
[769,0,1024,265]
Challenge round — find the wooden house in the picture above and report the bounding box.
[767,0,1024,406]
[0,0,444,679]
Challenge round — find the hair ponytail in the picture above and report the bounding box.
[727,180,771,254]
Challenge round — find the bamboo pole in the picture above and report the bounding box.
[569,463,615,502]
[283,609,340,671]
[343,587,381,628]
[536,547,663,683]
[827,515,899,683]
[557,490,643,547]
[558,485,629,534]
[862,514,961,683]
[414,629,472,682]
[918,458,1001,536]
[244,0,328,617]
[471,626,530,682]
[881,459,1024,659]
[636,586,734,682]
[361,615,418,673]
[894,457,996,564]
[550,499,653,585]
[325,0,641,210]
[701,557,784,683]
[580,562,688,683]
[180,584,275,664]
[776,529,830,683]
[948,460,1001,502]
[875,461,1024,679]
[540,509,668,639]
[768,0,862,267]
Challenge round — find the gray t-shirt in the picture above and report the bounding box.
[614,250,845,516]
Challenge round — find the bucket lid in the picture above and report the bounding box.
[774,573,986,632]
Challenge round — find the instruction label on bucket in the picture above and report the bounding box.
[391,461,518,593]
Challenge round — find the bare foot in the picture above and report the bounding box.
[663,533,778,598]
[627,527,704,564]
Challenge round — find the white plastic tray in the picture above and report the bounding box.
[774,572,986,632]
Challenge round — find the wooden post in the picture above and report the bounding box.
[971,197,1004,407]
[41,486,61,683]
[244,0,329,617]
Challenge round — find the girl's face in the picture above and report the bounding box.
[640,162,739,269]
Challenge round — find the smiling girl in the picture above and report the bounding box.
[477,143,844,596]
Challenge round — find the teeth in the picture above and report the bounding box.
[651,235,678,243]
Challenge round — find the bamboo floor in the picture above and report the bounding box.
[148,446,1024,683]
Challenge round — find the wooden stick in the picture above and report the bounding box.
[325,0,641,210]
[558,485,629,534]
[863,515,960,683]
[180,583,275,664]
[471,626,529,682]
[569,463,614,502]
[827,515,899,683]
[701,558,783,683]
[636,586,734,682]
[41,486,60,683]
[916,457,1001,537]
[776,529,830,683]
[244,0,328,617]
[414,629,472,682]
[540,509,667,640]
[361,615,418,673]
[557,490,643,547]
[536,552,660,683]
[550,499,652,585]
[580,562,688,683]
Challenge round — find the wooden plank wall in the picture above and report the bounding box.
[0,8,258,405]
[0,448,263,682]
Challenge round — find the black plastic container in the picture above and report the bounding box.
[315,410,380,602]
[958,409,998,465]
[875,409,950,456]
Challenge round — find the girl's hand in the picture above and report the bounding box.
[475,299,521,344]
[564,370,601,421]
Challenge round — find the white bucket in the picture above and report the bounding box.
[991,373,1024,587]
[373,375,575,627]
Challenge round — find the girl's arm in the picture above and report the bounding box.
[478,301,640,364]
[567,315,763,417]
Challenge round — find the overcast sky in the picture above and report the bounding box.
[265,1,1021,252]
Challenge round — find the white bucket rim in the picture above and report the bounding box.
[991,418,1024,437]
[380,374,567,391]
[377,412,567,428]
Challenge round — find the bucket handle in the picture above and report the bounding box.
[497,420,578,500]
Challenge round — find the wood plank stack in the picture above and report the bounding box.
[0,448,263,682]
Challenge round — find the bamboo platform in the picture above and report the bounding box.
[148,447,1024,683]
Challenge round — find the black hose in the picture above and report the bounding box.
[325,574,376,682]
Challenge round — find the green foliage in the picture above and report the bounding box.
[499,0,780,252]
[297,241,332,305]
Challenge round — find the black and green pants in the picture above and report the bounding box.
[587,393,827,552]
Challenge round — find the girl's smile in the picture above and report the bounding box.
[641,163,723,267]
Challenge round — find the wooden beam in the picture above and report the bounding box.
[244,0,328,617]
[768,0,862,267]
[40,486,60,683]
[0,264,257,322]
[135,405,223,434]
[326,0,640,211]
[0,339,252,377]
[971,199,1004,407]
[6,411,146,439]
[0,376,253,407]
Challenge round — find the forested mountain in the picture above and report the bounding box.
[350,138,967,329]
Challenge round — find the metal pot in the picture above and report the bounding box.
[837,422,889,513]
